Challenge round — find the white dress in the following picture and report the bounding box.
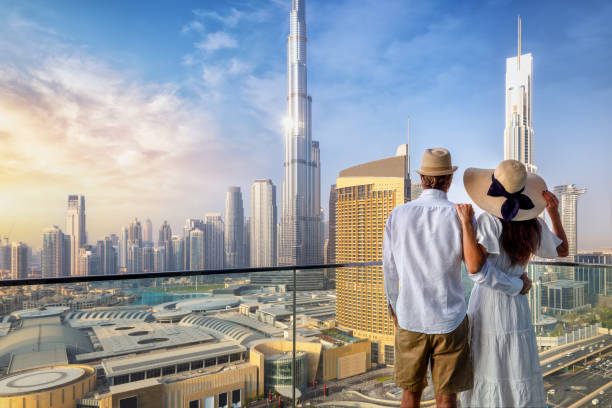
[460,213,562,408]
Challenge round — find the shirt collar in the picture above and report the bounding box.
[420,188,448,199]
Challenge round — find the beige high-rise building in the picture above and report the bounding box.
[334,146,409,365]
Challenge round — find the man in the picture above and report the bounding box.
[383,148,532,408]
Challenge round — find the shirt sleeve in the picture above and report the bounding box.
[536,218,563,259]
[476,212,502,255]
[383,212,399,313]
[469,212,523,296]
[468,260,524,296]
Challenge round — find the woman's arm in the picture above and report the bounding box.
[456,204,486,274]
[543,190,569,257]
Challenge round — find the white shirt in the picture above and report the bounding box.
[383,188,524,334]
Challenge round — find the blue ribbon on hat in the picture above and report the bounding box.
[487,174,534,222]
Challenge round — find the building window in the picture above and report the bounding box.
[162,365,176,376]
[230,353,241,362]
[232,389,241,408]
[114,375,130,385]
[119,396,138,408]
[217,355,229,364]
[371,342,379,365]
[130,371,145,382]
[177,363,190,373]
[218,392,228,408]
[205,358,216,367]
[189,400,200,408]
[191,360,203,370]
[384,344,395,365]
[146,368,161,378]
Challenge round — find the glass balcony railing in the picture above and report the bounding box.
[0,260,609,408]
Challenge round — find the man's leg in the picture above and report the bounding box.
[434,392,456,408]
[401,389,423,408]
[393,327,430,408]
[430,316,473,408]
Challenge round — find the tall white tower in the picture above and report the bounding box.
[279,0,322,266]
[66,195,86,276]
[251,179,277,267]
[553,184,586,257]
[504,16,536,174]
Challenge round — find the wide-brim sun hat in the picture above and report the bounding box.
[464,159,547,222]
[415,147,459,176]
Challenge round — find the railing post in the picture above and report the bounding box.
[293,267,297,408]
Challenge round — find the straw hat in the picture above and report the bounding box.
[416,148,458,176]
[464,160,547,222]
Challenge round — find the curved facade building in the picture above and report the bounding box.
[0,365,96,408]
[264,351,307,392]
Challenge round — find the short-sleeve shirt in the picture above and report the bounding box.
[476,212,562,278]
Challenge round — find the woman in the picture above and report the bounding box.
[456,160,569,407]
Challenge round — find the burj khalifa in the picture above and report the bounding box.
[279,0,321,266]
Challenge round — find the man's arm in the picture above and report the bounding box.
[383,214,399,325]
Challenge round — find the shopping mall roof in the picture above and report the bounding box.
[101,341,245,377]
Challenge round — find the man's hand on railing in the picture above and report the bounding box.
[519,273,533,295]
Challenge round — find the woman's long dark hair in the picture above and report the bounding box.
[500,218,542,266]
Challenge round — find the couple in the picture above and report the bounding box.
[383,148,569,408]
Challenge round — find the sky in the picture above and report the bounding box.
[0,0,610,251]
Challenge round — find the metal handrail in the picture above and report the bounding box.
[1,260,609,287]
[0,261,382,287]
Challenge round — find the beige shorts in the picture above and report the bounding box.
[393,316,473,395]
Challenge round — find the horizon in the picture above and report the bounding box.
[1,0,610,251]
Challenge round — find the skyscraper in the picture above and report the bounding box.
[335,147,409,365]
[143,218,153,244]
[128,218,143,247]
[225,187,245,268]
[127,244,142,274]
[96,238,116,275]
[171,235,184,272]
[120,227,128,271]
[154,247,166,273]
[504,16,536,174]
[42,226,70,278]
[189,229,205,271]
[0,238,10,272]
[158,220,173,273]
[158,221,172,246]
[326,184,337,265]
[279,0,322,266]
[184,218,205,270]
[79,247,100,276]
[553,184,586,257]
[250,179,277,267]
[142,246,154,273]
[204,213,224,269]
[66,195,86,276]
[10,242,29,279]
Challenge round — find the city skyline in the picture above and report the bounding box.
[0,0,610,250]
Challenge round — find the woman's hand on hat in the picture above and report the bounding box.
[456,204,474,226]
[542,190,559,215]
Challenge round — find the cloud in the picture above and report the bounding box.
[195,32,238,52]
[181,20,204,34]
[0,18,270,244]
[192,7,268,28]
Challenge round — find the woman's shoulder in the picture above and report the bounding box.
[477,212,502,229]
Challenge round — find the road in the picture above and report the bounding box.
[541,335,612,374]
[544,348,611,407]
